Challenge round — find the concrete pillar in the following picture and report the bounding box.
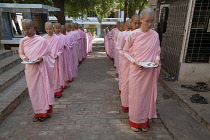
[96,24,101,37]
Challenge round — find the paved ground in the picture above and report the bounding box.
[0,38,172,140]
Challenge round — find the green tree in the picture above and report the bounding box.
[116,0,148,22]
[1,0,148,24]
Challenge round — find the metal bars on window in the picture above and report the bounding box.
[185,0,210,63]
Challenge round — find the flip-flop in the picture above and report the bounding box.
[131,127,139,132]
[38,117,46,122]
[199,96,209,104]
[140,127,148,132]
[164,76,175,81]
[33,116,39,122]
[190,94,200,103]
[55,95,62,98]
[181,84,193,89]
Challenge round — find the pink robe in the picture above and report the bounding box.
[66,31,78,78]
[106,32,112,57]
[114,31,122,74]
[118,31,131,109]
[74,30,82,62]
[104,32,108,56]
[77,29,84,59]
[19,35,55,114]
[113,28,120,62]
[80,30,87,59]
[72,31,79,77]
[109,28,118,59]
[57,33,72,83]
[123,29,161,126]
[87,32,92,53]
[43,34,64,93]
[65,33,74,81]
[71,30,79,68]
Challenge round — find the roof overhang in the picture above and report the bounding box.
[0,3,60,13]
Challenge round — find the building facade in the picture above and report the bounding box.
[0,3,60,50]
[49,10,127,37]
[155,0,210,83]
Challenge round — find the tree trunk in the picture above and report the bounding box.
[52,0,66,25]
[128,4,136,18]
[124,0,128,22]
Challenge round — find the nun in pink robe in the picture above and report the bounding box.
[19,35,55,118]
[57,33,73,85]
[77,29,84,59]
[85,31,90,54]
[114,30,122,75]
[80,30,87,59]
[87,32,92,53]
[109,28,117,59]
[112,28,119,61]
[66,31,78,78]
[115,31,125,89]
[70,31,79,77]
[74,30,82,63]
[104,32,108,56]
[106,31,112,58]
[43,34,64,96]
[118,30,131,110]
[65,33,74,81]
[123,29,161,129]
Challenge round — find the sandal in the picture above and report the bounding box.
[190,94,200,103]
[199,96,209,104]
[190,94,209,104]
[122,109,129,113]
[33,116,39,122]
[38,117,46,122]
[55,95,62,98]
[181,84,193,89]
[164,76,175,81]
[131,127,139,132]
[140,127,148,132]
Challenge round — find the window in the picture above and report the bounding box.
[10,13,24,37]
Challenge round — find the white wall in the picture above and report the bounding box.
[178,62,210,83]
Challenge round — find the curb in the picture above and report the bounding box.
[159,70,210,130]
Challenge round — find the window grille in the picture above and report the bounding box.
[185,0,210,63]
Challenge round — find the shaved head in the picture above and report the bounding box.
[65,23,72,27]
[124,19,132,31]
[61,25,65,29]
[141,8,155,18]
[54,22,61,34]
[22,19,35,27]
[45,22,53,36]
[119,22,124,31]
[131,14,141,22]
[140,8,155,32]
[130,14,141,30]
[65,23,72,32]
[61,25,66,35]
[54,22,61,27]
[75,23,79,29]
[116,21,121,29]
[125,19,131,25]
[45,22,53,27]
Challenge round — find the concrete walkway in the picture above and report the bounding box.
[0,38,172,140]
